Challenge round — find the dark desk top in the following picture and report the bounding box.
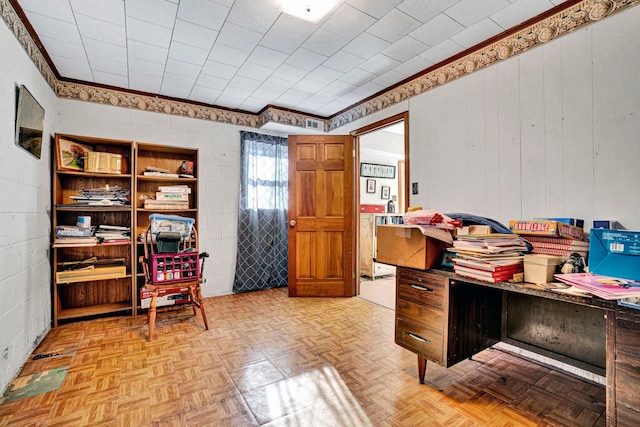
[400,266,638,313]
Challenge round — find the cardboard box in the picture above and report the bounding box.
[589,229,640,281]
[375,225,451,270]
[524,254,561,284]
[509,220,584,241]
[140,286,191,309]
[85,152,122,174]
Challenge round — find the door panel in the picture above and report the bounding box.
[288,134,354,297]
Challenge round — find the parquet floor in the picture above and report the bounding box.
[1,287,607,426]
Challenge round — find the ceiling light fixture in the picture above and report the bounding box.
[280,0,338,23]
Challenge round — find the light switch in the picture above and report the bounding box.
[412,182,418,195]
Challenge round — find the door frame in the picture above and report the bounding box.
[351,112,410,295]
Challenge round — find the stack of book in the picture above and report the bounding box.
[144,185,190,210]
[69,185,129,206]
[94,224,131,244]
[56,257,126,283]
[449,234,527,283]
[143,166,179,178]
[524,235,589,259]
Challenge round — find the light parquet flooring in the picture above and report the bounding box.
[1,287,607,426]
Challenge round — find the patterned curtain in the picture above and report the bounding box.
[233,131,288,292]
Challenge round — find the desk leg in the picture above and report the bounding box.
[418,355,427,384]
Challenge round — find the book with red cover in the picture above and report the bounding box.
[454,264,522,282]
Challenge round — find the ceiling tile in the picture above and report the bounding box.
[445,0,510,27]
[370,69,405,87]
[226,0,282,34]
[351,81,385,97]
[125,0,177,27]
[322,80,356,96]
[172,19,219,50]
[321,4,376,40]
[228,75,262,92]
[126,16,173,48]
[261,76,294,93]
[88,56,127,76]
[271,63,310,83]
[160,84,192,98]
[296,98,326,111]
[38,36,86,61]
[366,9,421,43]
[195,74,228,90]
[292,78,325,94]
[335,92,364,105]
[20,0,75,23]
[396,0,461,23]
[165,58,202,79]
[23,13,82,44]
[70,0,125,25]
[252,86,287,101]
[277,89,314,105]
[75,14,126,46]
[304,66,343,84]
[92,71,128,88]
[236,62,275,81]
[450,18,504,49]
[285,48,328,71]
[393,55,433,77]
[358,53,400,75]
[201,61,239,79]
[162,72,197,89]
[168,41,209,66]
[50,55,94,81]
[220,85,253,100]
[491,0,553,29]
[316,100,350,115]
[342,32,390,60]
[238,97,268,112]
[382,35,428,62]
[247,46,289,70]
[177,0,230,30]
[216,23,263,53]
[338,67,376,85]
[410,14,464,47]
[128,57,166,77]
[260,26,308,55]
[83,38,127,62]
[129,72,162,93]
[128,40,169,63]
[302,28,349,57]
[419,39,465,64]
[188,86,222,104]
[215,96,245,109]
[323,50,364,73]
[346,0,402,19]
[208,44,251,67]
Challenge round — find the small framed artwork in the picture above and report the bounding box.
[381,186,390,199]
[15,84,45,159]
[360,162,396,179]
[366,179,376,193]
[56,137,93,171]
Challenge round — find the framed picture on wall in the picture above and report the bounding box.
[366,179,376,193]
[360,162,396,179]
[381,186,390,199]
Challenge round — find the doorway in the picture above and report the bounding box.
[353,113,408,309]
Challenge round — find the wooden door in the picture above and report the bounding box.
[288,134,354,297]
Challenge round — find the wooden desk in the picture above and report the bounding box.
[394,267,640,426]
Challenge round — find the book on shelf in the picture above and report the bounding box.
[56,265,127,283]
[143,171,180,178]
[53,237,98,247]
[144,199,189,210]
[156,192,189,201]
[56,225,93,237]
[157,185,191,194]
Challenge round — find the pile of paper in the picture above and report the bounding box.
[450,234,527,283]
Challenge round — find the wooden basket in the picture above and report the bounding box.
[85,152,122,174]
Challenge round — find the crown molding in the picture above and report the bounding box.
[3,0,638,133]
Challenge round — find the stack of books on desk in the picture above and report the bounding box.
[524,235,589,259]
[449,234,527,283]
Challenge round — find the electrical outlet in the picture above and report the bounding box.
[412,182,419,195]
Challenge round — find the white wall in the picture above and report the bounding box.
[0,22,58,391]
[359,129,403,207]
[338,6,640,233]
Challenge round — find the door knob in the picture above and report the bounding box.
[289,220,296,227]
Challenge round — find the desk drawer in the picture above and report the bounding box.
[396,318,444,365]
[396,298,444,333]
[397,271,446,310]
